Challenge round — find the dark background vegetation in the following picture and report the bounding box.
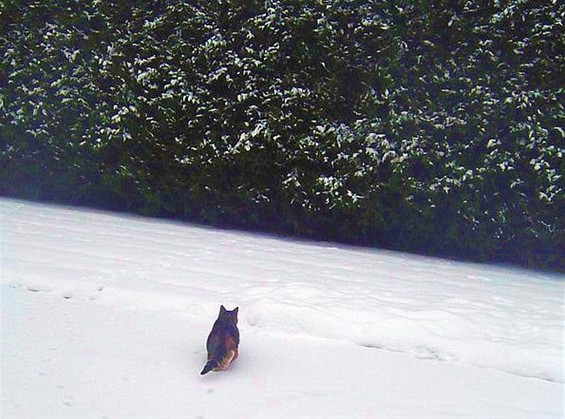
[1,0,563,271]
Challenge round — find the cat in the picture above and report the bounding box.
[200,305,240,375]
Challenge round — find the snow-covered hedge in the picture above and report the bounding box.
[1,0,563,270]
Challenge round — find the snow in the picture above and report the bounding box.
[1,198,563,418]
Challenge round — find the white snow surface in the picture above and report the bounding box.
[1,198,563,418]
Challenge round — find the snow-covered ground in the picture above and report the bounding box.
[1,198,563,418]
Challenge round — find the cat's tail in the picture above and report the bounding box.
[200,359,219,375]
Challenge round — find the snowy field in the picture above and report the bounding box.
[1,198,563,418]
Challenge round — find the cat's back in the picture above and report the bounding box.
[211,316,239,340]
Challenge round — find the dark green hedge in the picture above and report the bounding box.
[1,0,563,270]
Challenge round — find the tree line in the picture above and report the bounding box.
[1,0,563,270]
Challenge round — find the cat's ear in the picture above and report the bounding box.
[233,307,239,314]
[220,305,226,314]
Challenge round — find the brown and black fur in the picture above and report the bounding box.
[200,305,239,375]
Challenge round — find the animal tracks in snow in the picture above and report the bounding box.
[1,198,563,383]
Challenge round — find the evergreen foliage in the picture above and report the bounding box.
[1,0,563,270]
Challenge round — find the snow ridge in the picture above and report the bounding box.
[1,198,563,383]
